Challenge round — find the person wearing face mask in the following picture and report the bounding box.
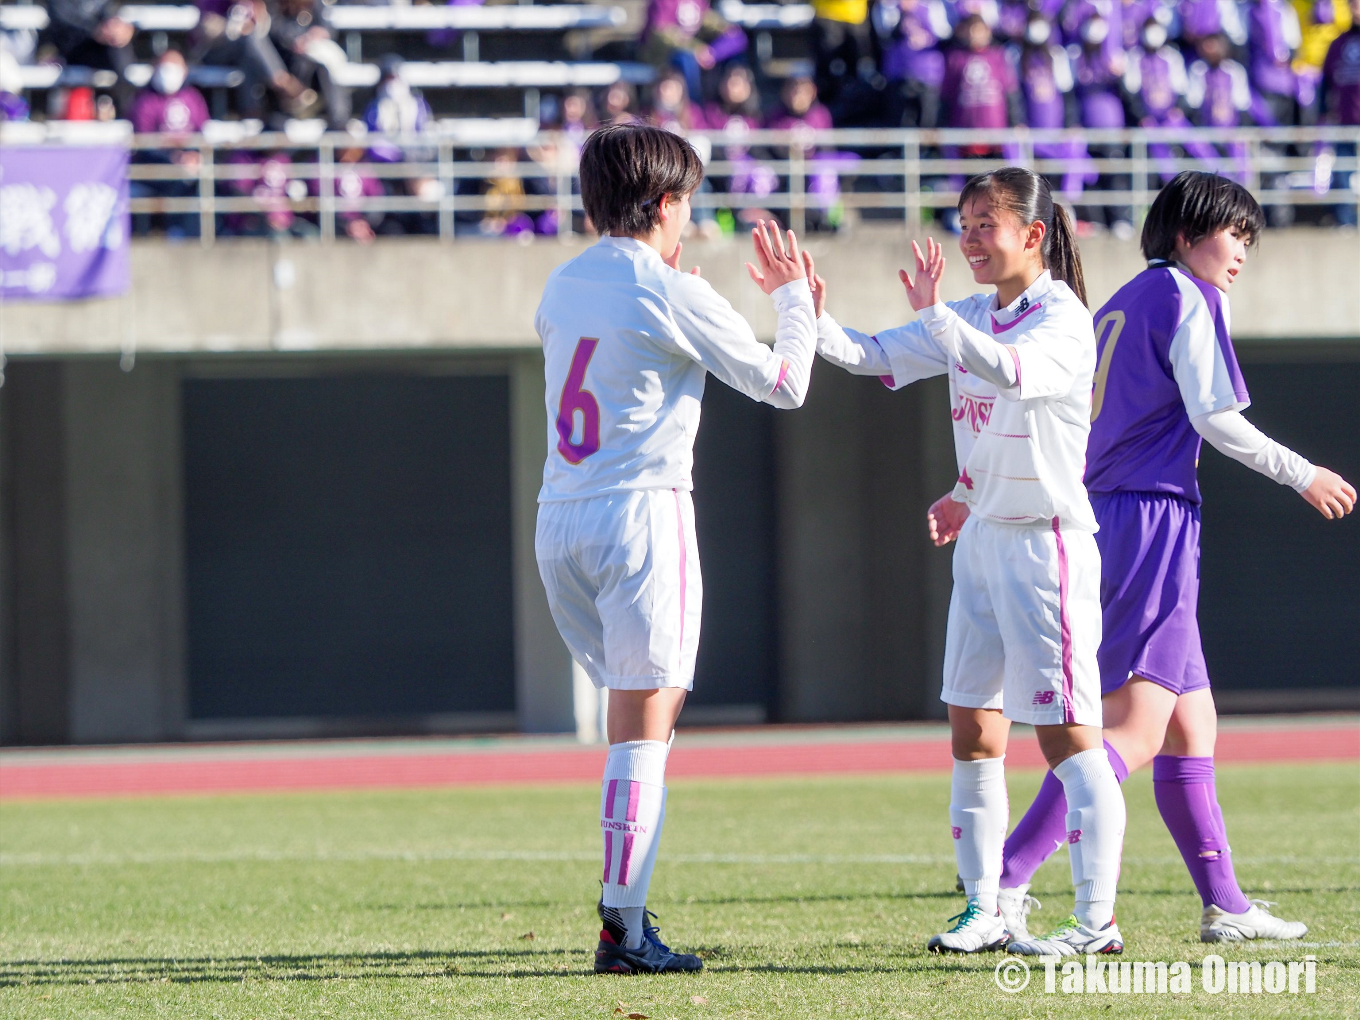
[1124,18,1219,181]
[997,0,1064,44]
[1186,32,1254,182]
[1011,14,1096,197]
[1059,0,1125,62]
[1178,0,1248,46]
[363,57,437,236]
[1071,13,1134,232]
[1247,0,1304,124]
[130,50,211,237]
[876,0,951,128]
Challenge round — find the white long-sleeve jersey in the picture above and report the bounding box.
[537,235,816,502]
[817,271,1099,530]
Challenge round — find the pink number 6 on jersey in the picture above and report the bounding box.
[556,337,601,464]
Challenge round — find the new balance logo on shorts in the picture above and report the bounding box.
[1032,690,1055,705]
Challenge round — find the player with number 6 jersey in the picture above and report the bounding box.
[533,124,817,975]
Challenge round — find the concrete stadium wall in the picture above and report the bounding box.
[1,229,1357,356]
[1,231,1357,744]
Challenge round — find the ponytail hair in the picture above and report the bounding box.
[958,167,1088,307]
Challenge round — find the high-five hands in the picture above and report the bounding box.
[927,492,970,547]
[899,237,946,312]
[746,220,807,295]
[801,249,827,318]
[664,242,702,277]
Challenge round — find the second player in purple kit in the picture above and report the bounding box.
[995,171,1357,946]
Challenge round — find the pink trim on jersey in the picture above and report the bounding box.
[870,335,896,388]
[1051,516,1076,724]
[673,489,687,658]
[990,301,1043,333]
[1005,344,1022,391]
[771,359,790,395]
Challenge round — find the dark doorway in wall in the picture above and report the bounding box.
[686,379,780,724]
[182,373,514,728]
[1198,358,1360,702]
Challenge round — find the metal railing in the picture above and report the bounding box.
[117,125,1360,245]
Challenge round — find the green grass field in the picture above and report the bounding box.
[2,762,1357,1019]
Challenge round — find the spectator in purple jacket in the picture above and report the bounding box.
[706,63,778,221]
[1011,12,1097,195]
[130,50,211,238]
[641,0,747,102]
[1320,0,1360,223]
[765,74,850,227]
[363,57,437,235]
[1186,32,1253,182]
[1072,13,1134,232]
[1178,0,1247,47]
[940,14,1021,139]
[309,145,386,242]
[1124,17,1219,179]
[1247,0,1303,124]
[875,0,949,127]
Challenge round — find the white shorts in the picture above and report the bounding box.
[941,515,1103,727]
[536,488,702,691]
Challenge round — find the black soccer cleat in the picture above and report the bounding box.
[594,901,703,975]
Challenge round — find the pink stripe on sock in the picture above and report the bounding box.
[673,489,687,656]
[605,779,618,818]
[603,830,614,884]
[625,780,640,823]
[618,833,635,886]
[1051,516,1076,724]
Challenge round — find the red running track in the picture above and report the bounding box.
[1,724,1356,801]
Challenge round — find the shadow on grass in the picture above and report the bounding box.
[0,948,1002,988]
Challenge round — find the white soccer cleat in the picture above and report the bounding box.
[1201,900,1308,942]
[926,900,1011,954]
[997,885,1041,942]
[1006,914,1123,956]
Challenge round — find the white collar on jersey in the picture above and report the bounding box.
[990,270,1054,324]
[598,234,665,262]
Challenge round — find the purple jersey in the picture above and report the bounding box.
[880,4,948,87]
[1248,0,1300,97]
[130,86,210,134]
[1074,46,1127,127]
[1019,44,1073,127]
[1085,264,1250,503]
[1187,58,1251,126]
[942,46,1016,127]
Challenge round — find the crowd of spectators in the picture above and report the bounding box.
[1,0,1357,236]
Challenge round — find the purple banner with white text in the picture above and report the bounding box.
[0,146,130,302]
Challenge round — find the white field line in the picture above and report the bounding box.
[1,850,1357,867]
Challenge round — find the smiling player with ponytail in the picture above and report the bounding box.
[804,167,1128,958]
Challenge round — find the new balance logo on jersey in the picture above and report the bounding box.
[1067,829,1083,844]
[1032,690,1055,705]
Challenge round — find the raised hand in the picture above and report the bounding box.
[802,249,827,318]
[927,492,970,547]
[1302,466,1357,519]
[899,237,946,312]
[663,241,701,277]
[746,220,807,295]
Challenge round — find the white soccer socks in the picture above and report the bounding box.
[1053,747,1126,930]
[949,756,1008,914]
[600,739,669,948]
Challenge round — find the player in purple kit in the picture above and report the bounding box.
[994,171,1356,944]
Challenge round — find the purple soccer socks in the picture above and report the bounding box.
[1152,755,1252,914]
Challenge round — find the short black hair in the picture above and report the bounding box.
[579,123,704,237]
[1141,171,1264,261]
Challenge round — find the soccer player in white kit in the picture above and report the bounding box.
[534,123,818,974]
[807,168,1128,956]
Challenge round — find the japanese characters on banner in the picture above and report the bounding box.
[0,145,131,302]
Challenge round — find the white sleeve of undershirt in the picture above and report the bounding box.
[1191,407,1317,492]
[815,311,893,375]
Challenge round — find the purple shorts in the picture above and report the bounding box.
[1091,491,1211,697]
